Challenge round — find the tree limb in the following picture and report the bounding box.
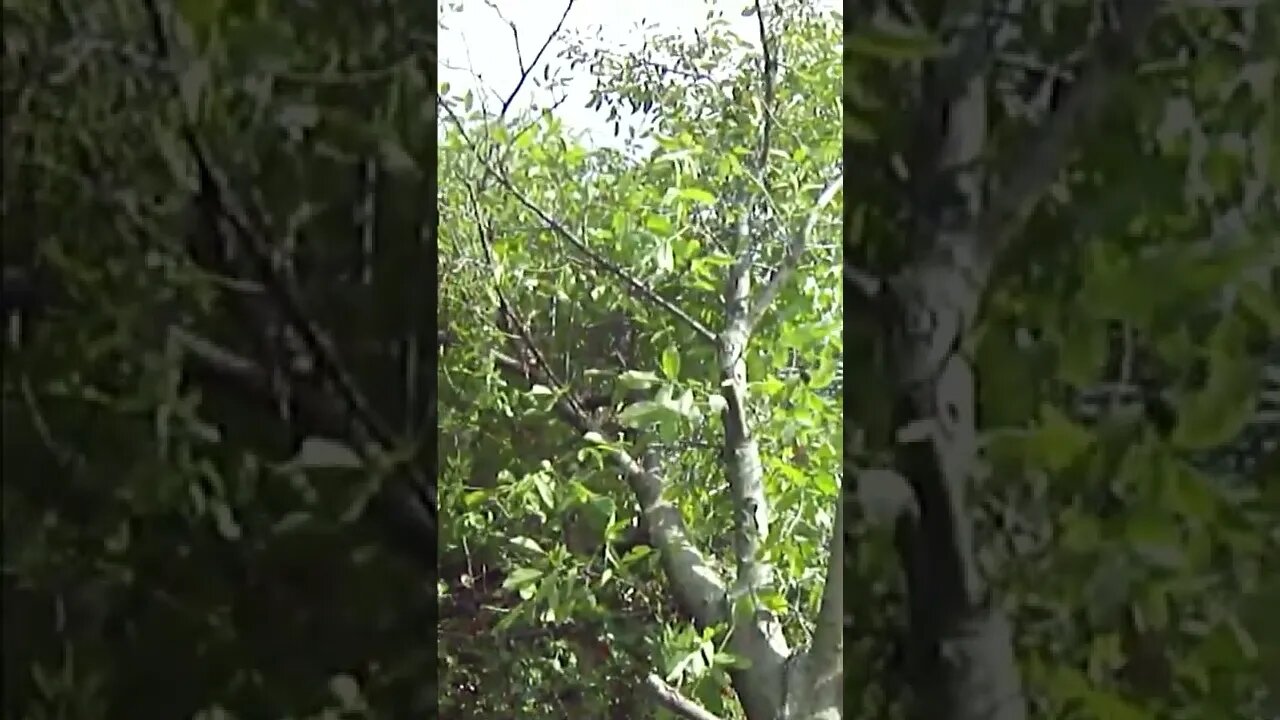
[492,0,575,117]
[778,490,843,719]
[440,102,718,345]
[142,0,436,536]
[978,0,1161,249]
[748,173,844,331]
[809,488,843,669]
[644,674,727,720]
[491,346,732,629]
[171,327,438,572]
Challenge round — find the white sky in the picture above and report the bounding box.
[439,0,836,152]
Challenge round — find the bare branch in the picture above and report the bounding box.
[171,327,438,571]
[752,0,777,176]
[747,173,843,331]
[496,0,576,118]
[644,674,727,720]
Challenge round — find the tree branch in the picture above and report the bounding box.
[171,327,438,572]
[440,102,718,345]
[142,0,436,536]
[491,0,575,118]
[778,489,844,719]
[810,489,843,666]
[978,0,1161,249]
[477,218,738,680]
[748,173,843,331]
[488,317,731,631]
[644,674,727,720]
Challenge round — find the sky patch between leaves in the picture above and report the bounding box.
[439,0,839,152]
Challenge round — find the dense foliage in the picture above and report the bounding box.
[2,0,1276,719]
[846,2,1279,719]
[5,1,436,717]
[439,1,842,717]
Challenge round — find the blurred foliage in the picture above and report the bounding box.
[847,2,1279,719]
[5,0,435,717]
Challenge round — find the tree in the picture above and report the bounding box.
[5,0,438,716]
[5,0,1276,718]
[846,1,1278,719]
[438,1,843,719]
[439,1,1278,719]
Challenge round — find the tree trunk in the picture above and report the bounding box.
[886,254,1026,720]
[885,8,1028,716]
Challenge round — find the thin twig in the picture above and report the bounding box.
[498,0,576,118]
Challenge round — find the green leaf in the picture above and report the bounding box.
[655,241,675,273]
[1238,281,1280,335]
[154,124,197,192]
[845,112,876,142]
[276,103,320,130]
[329,674,362,710]
[1082,690,1150,720]
[976,324,1036,424]
[856,469,914,524]
[179,59,211,120]
[1058,318,1108,387]
[619,545,652,564]
[757,590,789,615]
[1030,404,1094,472]
[272,511,312,535]
[808,353,837,389]
[676,187,716,205]
[645,214,674,234]
[210,500,241,541]
[175,0,225,37]
[502,567,544,591]
[1171,316,1261,450]
[618,400,680,429]
[379,137,419,174]
[1125,512,1184,570]
[533,474,555,509]
[660,347,681,380]
[510,536,546,554]
[618,370,661,390]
